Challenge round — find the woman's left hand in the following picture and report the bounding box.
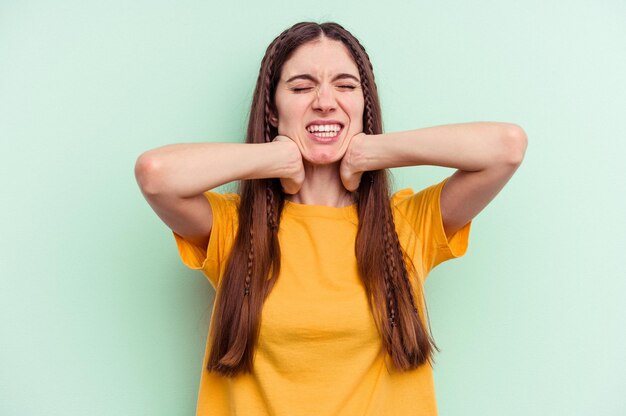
[340,132,368,192]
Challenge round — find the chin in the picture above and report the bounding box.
[302,150,342,165]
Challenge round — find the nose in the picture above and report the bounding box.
[312,84,336,112]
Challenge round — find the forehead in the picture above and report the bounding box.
[281,38,359,81]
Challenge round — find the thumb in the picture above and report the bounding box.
[340,159,363,192]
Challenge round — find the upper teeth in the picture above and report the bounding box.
[307,124,341,132]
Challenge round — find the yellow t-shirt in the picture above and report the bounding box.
[173,177,471,416]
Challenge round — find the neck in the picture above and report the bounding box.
[285,161,355,207]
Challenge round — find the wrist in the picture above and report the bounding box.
[347,133,376,172]
[270,140,302,179]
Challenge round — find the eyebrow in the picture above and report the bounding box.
[285,73,360,83]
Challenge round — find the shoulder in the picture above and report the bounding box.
[205,191,240,206]
[391,179,448,209]
[391,187,416,207]
[204,191,240,219]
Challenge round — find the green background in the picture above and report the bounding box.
[1,0,624,414]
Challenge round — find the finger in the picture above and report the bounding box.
[341,171,362,192]
[272,134,293,143]
[280,178,301,195]
[349,172,363,191]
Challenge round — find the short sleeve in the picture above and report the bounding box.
[172,192,239,289]
[392,177,472,276]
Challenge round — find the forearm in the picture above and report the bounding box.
[360,122,527,172]
[135,141,296,198]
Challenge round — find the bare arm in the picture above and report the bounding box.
[134,140,303,249]
[341,122,528,237]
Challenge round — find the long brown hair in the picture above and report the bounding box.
[207,21,437,377]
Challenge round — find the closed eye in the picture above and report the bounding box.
[292,85,357,93]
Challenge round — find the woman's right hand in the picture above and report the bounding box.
[272,135,305,194]
[136,137,305,250]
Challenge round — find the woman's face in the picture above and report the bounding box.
[272,37,365,165]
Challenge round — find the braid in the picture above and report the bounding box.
[334,29,432,366]
[339,31,420,322]
[339,36,376,135]
[385,213,420,316]
[382,225,398,329]
[266,186,278,232]
[342,34,402,330]
[245,224,254,297]
[264,31,290,143]
[397,247,420,315]
[263,67,273,143]
[361,77,375,135]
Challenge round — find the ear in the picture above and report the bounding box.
[269,111,278,127]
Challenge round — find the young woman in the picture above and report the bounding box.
[135,21,527,416]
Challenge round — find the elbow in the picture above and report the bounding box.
[500,123,528,166]
[134,152,165,196]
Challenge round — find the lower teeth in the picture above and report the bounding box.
[312,131,338,138]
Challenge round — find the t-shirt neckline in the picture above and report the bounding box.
[283,199,358,220]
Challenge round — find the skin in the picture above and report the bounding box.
[340,123,528,237]
[272,36,529,238]
[270,36,364,207]
[135,35,527,251]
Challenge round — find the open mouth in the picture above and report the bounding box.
[305,123,344,140]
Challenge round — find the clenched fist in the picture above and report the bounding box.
[340,132,368,192]
[272,135,305,194]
